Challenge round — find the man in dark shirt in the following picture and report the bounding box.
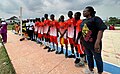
[80,6,107,74]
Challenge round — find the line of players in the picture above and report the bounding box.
[21,11,86,67]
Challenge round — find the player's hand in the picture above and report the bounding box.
[60,35,63,38]
[94,41,100,53]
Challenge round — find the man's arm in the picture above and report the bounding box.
[94,30,103,53]
[47,26,51,35]
[60,29,67,38]
[73,26,76,41]
[75,31,82,44]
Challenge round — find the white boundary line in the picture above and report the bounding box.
[50,40,120,68]
[103,60,120,68]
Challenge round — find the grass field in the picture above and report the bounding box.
[0,38,16,74]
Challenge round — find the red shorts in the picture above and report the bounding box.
[75,44,85,54]
[68,38,75,45]
[50,36,58,44]
[38,33,43,38]
[60,38,68,45]
[43,33,50,38]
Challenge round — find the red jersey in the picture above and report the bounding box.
[38,22,44,34]
[41,22,44,27]
[44,19,50,33]
[40,22,44,34]
[34,21,40,32]
[58,21,67,38]
[50,20,59,36]
[76,19,82,32]
[66,18,76,38]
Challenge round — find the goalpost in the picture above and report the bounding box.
[20,7,22,36]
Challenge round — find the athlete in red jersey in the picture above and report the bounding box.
[66,11,76,58]
[41,17,45,45]
[38,17,44,45]
[58,15,68,56]
[38,20,42,39]
[43,14,51,51]
[74,12,86,67]
[49,14,59,52]
[34,18,40,41]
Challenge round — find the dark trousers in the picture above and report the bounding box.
[34,33,38,41]
[28,30,34,40]
[1,33,7,43]
[85,48,103,73]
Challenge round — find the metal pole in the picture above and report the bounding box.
[20,7,22,36]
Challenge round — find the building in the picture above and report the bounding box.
[6,16,20,25]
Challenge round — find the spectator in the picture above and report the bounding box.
[20,20,28,41]
[14,22,20,34]
[0,19,8,44]
[29,19,34,41]
[81,6,107,74]
[109,24,115,30]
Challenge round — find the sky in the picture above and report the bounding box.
[0,0,120,20]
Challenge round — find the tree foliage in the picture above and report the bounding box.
[105,17,120,26]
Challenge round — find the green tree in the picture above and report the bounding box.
[109,17,118,24]
[105,17,120,26]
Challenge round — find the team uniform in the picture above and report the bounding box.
[43,19,51,50]
[75,19,84,54]
[43,19,51,39]
[34,21,39,40]
[34,22,39,33]
[37,21,44,45]
[49,20,59,45]
[58,21,68,45]
[38,22,43,38]
[74,19,86,67]
[66,18,76,45]
[66,18,76,58]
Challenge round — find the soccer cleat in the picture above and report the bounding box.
[43,46,48,49]
[27,38,31,40]
[20,38,25,41]
[47,47,51,52]
[74,58,80,64]
[65,53,68,58]
[58,51,64,54]
[75,57,85,67]
[47,49,51,52]
[55,51,59,54]
[67,54,75,58]
[39,42,43,46]
[50,49,55,52]
[84,68,94,74]
[75,61,85,67]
